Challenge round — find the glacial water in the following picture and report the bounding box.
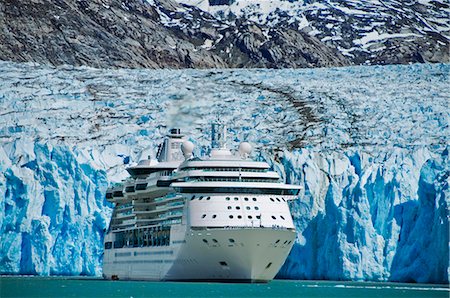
[1,277,449,298]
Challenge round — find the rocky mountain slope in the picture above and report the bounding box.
[0,0,348,68]
[179,0,450,65]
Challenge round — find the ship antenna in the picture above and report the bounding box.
[211,121,227,149]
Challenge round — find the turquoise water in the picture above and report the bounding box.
[0,277,448,298]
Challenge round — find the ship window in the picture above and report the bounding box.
[275,239,280,244]
[271,216,276,219]
[220,261,228,266]
[282,198,286,202]
[229,215,234,219]
[256,215,261,219]
[248,215,252,219]
[234,197,239,201]
[212,214,217,219]
[246,206,251,210]
[284,240,288,244]
[226,197,230,201]
[206,197,211,200]
[253,198,257,201]
[255,206,259,210]
[229,239,235,243]
[212,239,218,243]
[227,206,232,210]
[236,206,240,210]
[280,215,285,220]
[199,196,203,200]
[203,239,208,243]
[191,195,195,200]
[244,197,249,201]
[276,198,281,202]
[202,214,206,219]
[237,215,242,219]
[266,262,272,269]
[270,198,274,202]
[104,242,112,249]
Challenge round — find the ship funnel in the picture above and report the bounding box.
[157,128,185,162]
[211,123,227,149]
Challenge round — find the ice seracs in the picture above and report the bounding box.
[102,124,301,282]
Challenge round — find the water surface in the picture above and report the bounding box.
[1,277,448,298]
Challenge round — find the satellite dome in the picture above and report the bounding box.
[239,142,252,157]
[181,141,195,158]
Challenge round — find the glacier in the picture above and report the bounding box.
[0,61,448,283]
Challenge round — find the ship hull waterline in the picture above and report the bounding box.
[103,228,296,283]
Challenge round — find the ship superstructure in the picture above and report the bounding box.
[103,124,301,282]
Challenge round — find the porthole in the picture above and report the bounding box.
[212,214,217,219]
[229,238,235,243]
[252,198,257,201]
[246,206,251,210]
[276,198,281,202]
[271,216,276,220]
[256,215,261,219]
[237,215,242,219]
[244,197,249,201]
[202,214,206,219]
[266,262,272,269]
[206,197,211,200]
[212,239,218,243]
[282,198,286,202]
[229,215,234,219]
[227,206,232,210]
[236,206,240,210]
[191,195,195,200]
[280,215,285,220]
[234,197,239,201]
[270,198,274,202]
[199,196,203,200]
[275,239,280,244]
[248,215,252,219]
[226,197,230,201]
[284,240,288,244]
[203,239,208,243]
[254,206,259,210]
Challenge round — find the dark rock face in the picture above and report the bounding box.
[0,0,349,68]
[0,0,225,68]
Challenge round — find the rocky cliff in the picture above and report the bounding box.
[0,0,348,68]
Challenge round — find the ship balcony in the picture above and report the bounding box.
[135,213,183,224]
[114,212,135,220]
[133,195,184,209]
[134,205,184,217]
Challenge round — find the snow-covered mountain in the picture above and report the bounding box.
[0,61,448,282]
[0,0,448,68]
[175,0,450,65]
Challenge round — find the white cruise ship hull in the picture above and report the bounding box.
[103,227,296,282]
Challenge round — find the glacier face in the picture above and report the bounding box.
[0,61,448,282]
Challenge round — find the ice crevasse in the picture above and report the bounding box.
[0,140,448,283]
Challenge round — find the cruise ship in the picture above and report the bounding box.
[103,124,301,282]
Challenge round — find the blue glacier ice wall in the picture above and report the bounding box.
[0,61,448,283]
[0,141,111,275]
[275,147,449,283]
